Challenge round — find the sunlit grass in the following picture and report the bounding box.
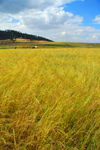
[0,48,100,150]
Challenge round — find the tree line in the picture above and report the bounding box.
[0,30,53,42]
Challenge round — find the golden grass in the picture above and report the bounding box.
[0,39,13,45]
[0,48,100,150]
[15,39,52,43]
[16,38,31,42]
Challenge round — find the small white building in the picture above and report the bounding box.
[35,46,38,48]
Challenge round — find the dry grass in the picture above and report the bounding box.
[16,38,31,43]
[0,39,13,45]
[0,48,100,150]
[15,39,52,44]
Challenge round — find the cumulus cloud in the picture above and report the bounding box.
[62,27,100,42]
[21,7,74,30]
[0,0,100,43]
[43,22,100,43]
[0,13,12,23]
[93,15,100,24]
[0,0,78,14]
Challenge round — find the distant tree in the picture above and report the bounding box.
[0,29,53,42]
[14,36,17,41]
[11,32,13,40]
[24,35,26,39]
[10,35,13,41]
[10,32,14,41]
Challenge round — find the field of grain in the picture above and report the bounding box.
[0,48,100,150]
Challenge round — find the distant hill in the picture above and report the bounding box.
[0,30,53,42]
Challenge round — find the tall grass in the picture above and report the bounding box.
[0,48,100,150]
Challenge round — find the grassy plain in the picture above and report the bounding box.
[0,47,100,149]
[1,39,100,49]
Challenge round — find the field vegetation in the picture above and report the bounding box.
[0,46,100,149]
[0,39,100,49]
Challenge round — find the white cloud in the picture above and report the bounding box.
[0,0,100,43]
[0,13,12,23]
[0,0,79,14]
[1,8,100,43]
[20,7,73,30]
[61,32,66,35]
[93,15,100,24]
[45,24,100,42]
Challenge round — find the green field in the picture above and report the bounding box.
[0,47,100,149]
[0,39,100,49]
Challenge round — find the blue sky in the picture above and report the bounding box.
[0,0,100,42]
[65,0,100,28]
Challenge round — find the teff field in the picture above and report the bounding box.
[0,42,100,149]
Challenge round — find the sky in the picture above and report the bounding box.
[0,0,100,42]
